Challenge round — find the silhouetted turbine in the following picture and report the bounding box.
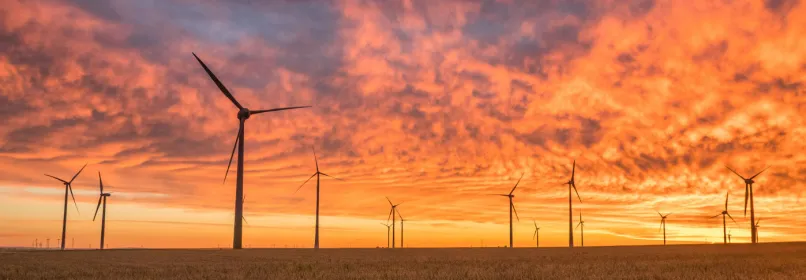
[386,197,402,248]
[45,163,86,250]
[726,165,769,244]
[575,210,586,247]
[754,218,761,243]
[658,211,671,245]
[397,209,406,248]
[93,172,112,250]
[295,148,343,249]
[710,191,737,244]
[492,173,523,248]
[192,52,311,249]
[380,223,392,248]
[532,220,540,248]
[564,160,582,248]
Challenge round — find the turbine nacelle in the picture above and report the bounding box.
[237,108,251,120]
[102,193,112,197]
[745,178,754,185]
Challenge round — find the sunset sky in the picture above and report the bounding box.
[1,0,805,249]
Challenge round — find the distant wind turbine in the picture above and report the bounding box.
[726,165,769,244]
[294,148,343,249]
[380,223,391,248]
[710,191,737,244]
[93,172,112,250]
[386,197,402,248]
[728,229,732,244]
[754,218,762,243]
[192,52,311,249]
[45,163,86,250]
[397,209,406,248]
[532,221,540,248]
[564,160,582,248]
[658,211,671,245]
[491,174,523,248]
[576,210,586,247]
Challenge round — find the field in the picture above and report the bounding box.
[2,243,806,279]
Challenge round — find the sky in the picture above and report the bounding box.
[1,0,805,249]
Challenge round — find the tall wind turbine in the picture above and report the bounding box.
[564,160,582,248]
[45,163,86,250]
[192,52,311,249]
[576,210,586,247]
[726,165,769,244]
[386,197,401,248]
[658,211,671,245]
[710,191,737,244]
[397,209,407,248]
[492,174,523,248]
[380,223,391,248]
[532,221,540,248]
[294,148,343,249]
[93,172,112,250]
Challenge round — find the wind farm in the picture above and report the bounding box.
[2,0,806,279]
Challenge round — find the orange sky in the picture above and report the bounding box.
[1,0,805,249]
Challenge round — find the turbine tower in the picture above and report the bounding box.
[294,148,343,249]
[658,211,671,245]
[192,52,311,249]
[726,165,769,244]
[564,160,582,248]
[532,221,540,248]
[492,174,523,248]
[93,172,112,250]
[576,210,585,247]
[45,163,86,250]
[386,197,401,248]
[710,191,737,244]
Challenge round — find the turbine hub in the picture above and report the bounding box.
[746,179,754,184]
[238,108,251,120]
[103,193,111,197]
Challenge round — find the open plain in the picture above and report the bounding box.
[2,243,806,279]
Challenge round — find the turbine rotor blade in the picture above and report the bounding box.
[68,185,80,215]
[92,196,102,221]
[725,191,729,210]
[251,106,312,115]
[725,165,747,180]
[69,163,87,184]
[192,52,242,109]
[575,222,582,229]
[98,172,104,194]
[45,174,67,184]
[223,126,241,184]
[293,173,317,194]
[727,213,737,225]
[710,214,721,219]
[387,208,393,224]
[386,197,394,206]
[572,184,582,202]
[242,215,249,225]
[749,166,770,180]
[511,201,520,221]
[657,210,662,218]
[312,147,319,172]
[510,173,524,195]
[320,173,344,181]
[571,160,576,181]
[744,184,749,216]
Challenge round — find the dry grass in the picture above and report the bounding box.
[2,243,805,279]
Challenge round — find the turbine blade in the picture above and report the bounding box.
[725,165,747,180]
[572,184,582,202]
[68,185,80,215]
[533,229,537,239]
[242,215,249,225]
[749,166,770,180]
[92,196,102,221]
[657,210,662,218]
[98,172,104,194]
[320,173,344,181]
[744,184,748,216]
[710,214,721,219]
[387,208,393,224]
[293,173,317,194]
[192,52,242,109]
[534,220,537,227]
[725,191,729,210]
[510,173,524,195]
[223,126,241,184]
[312,147,319,172]
[251,106,312,115]
[69,163,87,184]
[571,160,576,181]
[45,174,67,184]
[727,213,737,225]
[575,222,581,229]
[511,201,520,221]
[386,197,394,206]
[396,208,403,220]
[659,220,663,232]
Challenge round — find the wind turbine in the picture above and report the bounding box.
[492,174,523,248]
[93,172,112,250]
[386,197,401,248]
[45,163,86,250]
[576,210,585,247]
[381,223,392,248]
[658,211,671,245]
[726,165,769,244]
[728,229,732,244]
[192,52,311,249]
[532,221,540,248]
[397,209,406,248]
[564,160,582,248]
[710,191,737,244]
[380,223,392,248]
[754,218,761,243]
[294,148,343,249]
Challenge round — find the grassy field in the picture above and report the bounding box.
[2,243,805,279]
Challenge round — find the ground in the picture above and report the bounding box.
[2,243,805,279]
